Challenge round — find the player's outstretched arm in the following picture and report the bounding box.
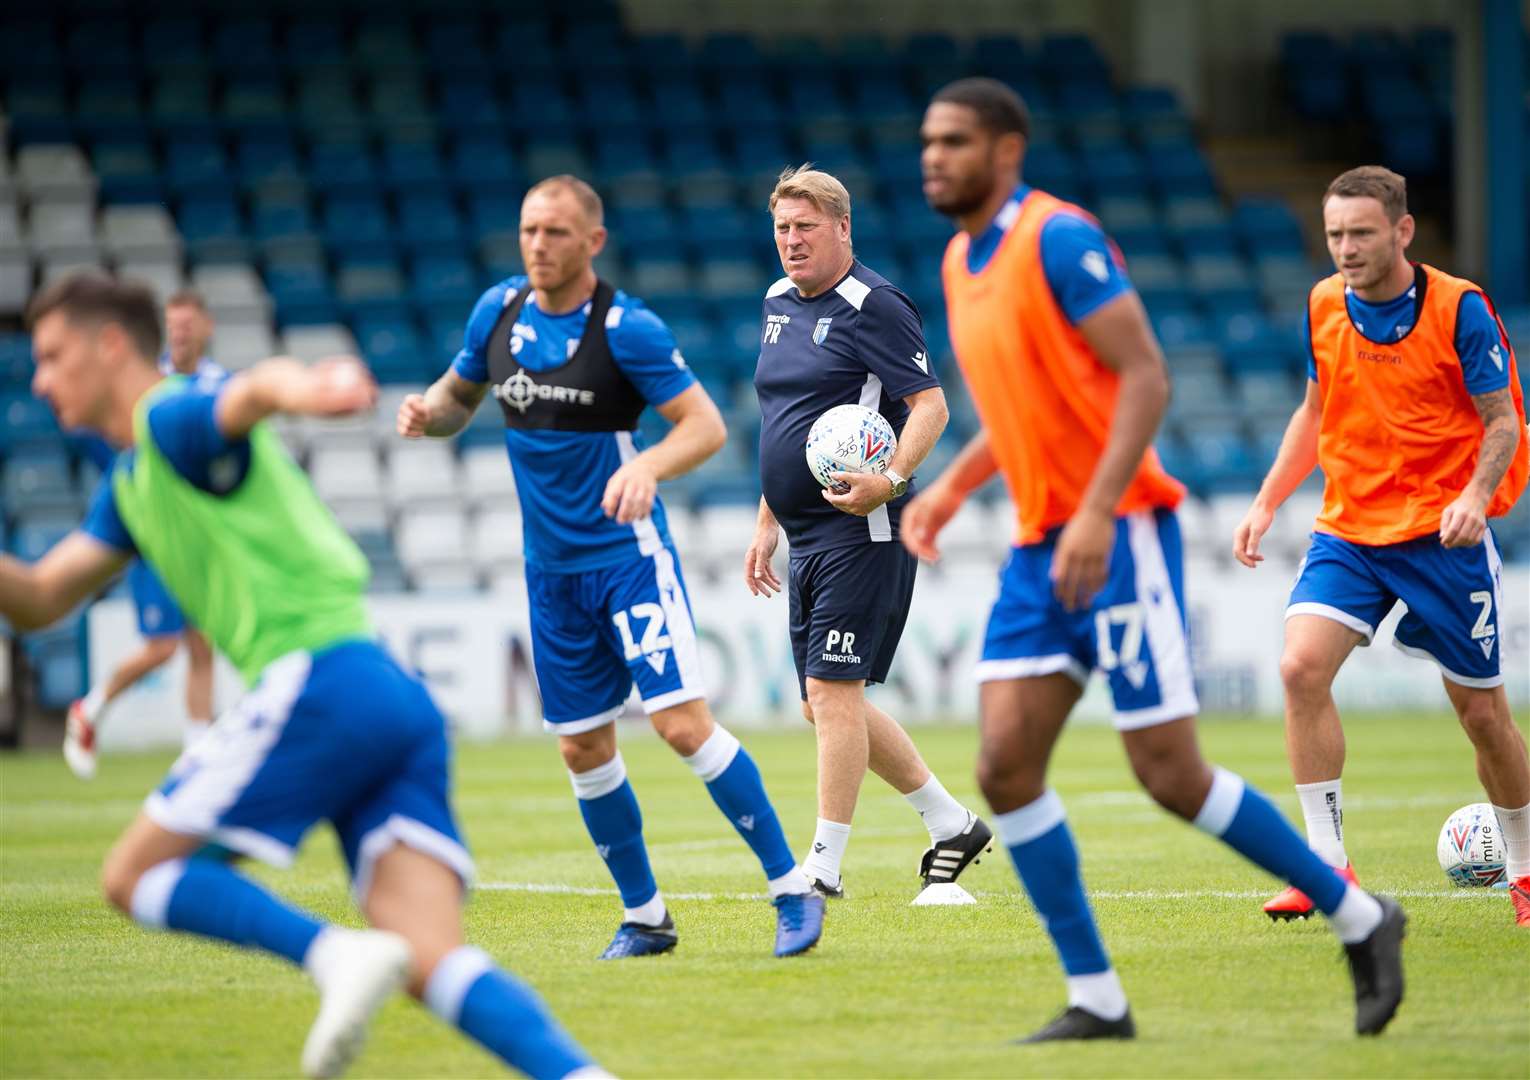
[1234,379,1322,568]
[1052,291,1169,608]
[397,371,489,439]
[901,429,997,562]
[744,498,783,597]
[215,356,378,439]
[600,384,726,525]
[0,533,130,632]
[1440,387,1522,548]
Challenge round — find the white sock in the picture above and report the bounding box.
[302,926,343,982]
[1327,884,1384,945]
[183,718,211,749]
[1493,802,1530,880]
[1066,969,1129,1021]
[80,686,107,723]
[623,892,667,927]
[766,866,813,898]
[1295,779,1347,869]
[904,775,971,843]
[681,725,740,781]
[801,819,852,887]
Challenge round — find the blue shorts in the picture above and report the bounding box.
[527,545,706,733]
[978,508,1200,729]
[788,540,916,697]
[1288,529,1506,688]
[129,561,185,638]
[145,640,472,900]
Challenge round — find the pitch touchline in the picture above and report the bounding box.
[478,882,1505,902]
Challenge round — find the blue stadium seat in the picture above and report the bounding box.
[449,136,519,195]
[468,194,522,245]
[354,315,427,384]
[213,19,279,73]
[94,141,163,204]
[0,20,63,81]
[6,79,75,142]
[1081,144,1147,197]
[410,255,477,310]
[717,78,786,131]
[336,258,408,319]
[75,79,148,142]
[164,138,231,198]
[0,336,34,390]
[1155,313,1214,351]
[393,195,464,256]
[1023,143,1080,193]
[1233,198,1306,255]
[508,83,578,134]
[2,449,76,516]
[149,76,217,139]
[142,16,203,61]
[436,78,502,133]
[236,136,304,194]
[972,36,1030,81]
[1281,33,1347,121]
[252,196,316,258]
[0,395,61,455]
[650,79,715,137]
[381,142,446,193]
[321,196,394,258]
[7,512,74,561]
[179,197,247,263]
[699,33,766,79]
[285,17,348,66]
[66,20,138,78]
[1218,311,1298,374]
[265,263,337,327]
[1146,144,1217,196]
[221,78,288,136]
[425,20,490,73]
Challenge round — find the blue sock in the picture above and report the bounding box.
[995,791,1111,976]
[571,753,659,912]
[130,857,324,965]
[1194,766,1346,914]
[426,946,594,1080]
[685,726,797,882]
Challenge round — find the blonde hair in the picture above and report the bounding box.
[524,174,605,226]
[768,164,852,220]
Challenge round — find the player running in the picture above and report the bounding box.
[65,290,226,777]
[744,165,991,899]
[1232,166,1530,926]
[6,273,603,1079]
[397,175,824,959]
[904,79,1406,1041]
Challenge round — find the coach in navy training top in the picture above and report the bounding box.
[745,166,989,899]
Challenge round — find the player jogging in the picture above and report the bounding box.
[904,79,1406,1041]
[6,274,604,1079]
[744,165,991,899]
[397,175,824,959]
[1232,166,1530,926]
[65,290,226,777]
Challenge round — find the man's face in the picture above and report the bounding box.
[920,102,1001,218]
[1323,195,1412,293]
[164,302,213,374]
[31,311,112,432]
[519,188,605,293]
[772,197,851,293]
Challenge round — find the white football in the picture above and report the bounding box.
[1437,802,1507,887]
[805,404,897,494]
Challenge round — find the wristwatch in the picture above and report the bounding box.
[884,468,908,499]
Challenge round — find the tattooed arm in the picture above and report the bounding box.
[1439,387,1523,548]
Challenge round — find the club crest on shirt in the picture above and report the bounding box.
[813,318,833,346]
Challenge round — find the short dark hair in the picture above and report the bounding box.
[1324,166,1408,222]
[166,288,209,311]
[930,77,1031,140]
[25,271,163,359]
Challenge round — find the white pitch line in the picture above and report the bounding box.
[479,881,1507,902]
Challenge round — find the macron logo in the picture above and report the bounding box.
[1081,250,1109,283]
[911,350,929,373]
[1489,344,1504,372]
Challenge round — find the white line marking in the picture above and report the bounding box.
[479,881,1507,903]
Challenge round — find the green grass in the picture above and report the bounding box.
[3,712,1527,1078]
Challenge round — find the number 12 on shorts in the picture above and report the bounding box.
[612,604,672,663]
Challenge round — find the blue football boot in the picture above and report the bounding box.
[597,914,678,960]
[772,892,825,957]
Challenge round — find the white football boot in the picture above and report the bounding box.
[301,928,411,1078]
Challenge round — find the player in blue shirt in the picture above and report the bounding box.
[744,166,991,899]
[397,175,824,958]
[64,289,228,779]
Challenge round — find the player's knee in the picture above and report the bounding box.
[1278,647,1332,701]
[1455,692,1508,745]
[975,752,1041,812]
[558,735,614,773]
[100,852,141,913]
[800,700,815,725]
[651,702,713,757]
[1126,741,1206,819]
[145,636,179,666]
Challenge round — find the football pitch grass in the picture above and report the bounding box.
[3,710,1527,1078]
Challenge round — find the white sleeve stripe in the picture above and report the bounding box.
[835,275,871,311]
[766,276,794,298]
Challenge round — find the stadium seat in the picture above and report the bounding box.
[469,507,524,571]
[2,449,77,516]
[0,393,62,454]
[386,442,461,510]
[280,324,359,366]
[27,203,98,263]
[101,206,181,264]
[395,506,472,576]
[16,145,96,204]
[191,264,271,323]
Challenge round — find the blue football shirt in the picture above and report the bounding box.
[451,276,696,573]
[754,260,939,554]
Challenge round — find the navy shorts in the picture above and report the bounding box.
[146,639,472,901]
[1288,528,1506,688]
[129,561,185,638]
[788,541,917,698]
